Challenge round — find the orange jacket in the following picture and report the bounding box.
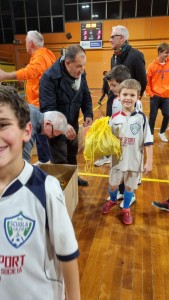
[16,47,56,107]
[146,58,169,98]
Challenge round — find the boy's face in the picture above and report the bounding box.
[119,88,138,112]
[0,104,31,169]
[109,79,120,96]
[158,50,169,63]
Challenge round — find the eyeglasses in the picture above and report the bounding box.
[110,35,121,39]
[51,124,54,136]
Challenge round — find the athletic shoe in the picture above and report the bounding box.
[122,208,133,225]
[106,191,124,201]
[158,132,168,142]
[120,194,136,208]
[78,177,88,186]
[138,177,142,185]
[33,160,50,166]
[152,199,169,211]
[101,200,116,214]
[94,156,111,167]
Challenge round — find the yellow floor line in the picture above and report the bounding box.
[78,172,169,183]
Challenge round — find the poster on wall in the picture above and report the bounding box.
[80,22,102,49]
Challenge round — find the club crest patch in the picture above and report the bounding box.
[4,212,35,248]
[130,123,141,135]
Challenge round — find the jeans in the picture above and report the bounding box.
[35,133,51,163]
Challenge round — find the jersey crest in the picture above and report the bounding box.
[130,123,141,135]
[4,212,35,248]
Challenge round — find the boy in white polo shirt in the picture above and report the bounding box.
[0,86,81,299]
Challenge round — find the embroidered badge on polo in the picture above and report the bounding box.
[4,212,35,248]
[130,123,141,135]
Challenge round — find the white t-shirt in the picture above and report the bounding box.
[0,161,79,300]
[109,110,153,172]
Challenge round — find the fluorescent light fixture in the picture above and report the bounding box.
[82,5,90,8]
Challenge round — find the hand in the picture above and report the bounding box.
[143,162,152,175]
[65,124,76,140]
[83,117,93,127]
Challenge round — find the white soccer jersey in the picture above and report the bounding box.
[112,97,143,115]
[109,110,153,172]
[0,161,79,300]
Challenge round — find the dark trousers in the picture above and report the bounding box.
[106,92,116,117]
[48,135,78,165]
[35,133,51,163]
[99,92,108,103]
[149,96,169,134]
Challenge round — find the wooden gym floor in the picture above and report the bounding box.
[31,89,169,300]
[75,89,169,300]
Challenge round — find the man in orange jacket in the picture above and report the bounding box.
[0,30,56,162]
[146,43,169,142]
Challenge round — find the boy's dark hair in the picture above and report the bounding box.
[0,86,30,129]
[106,65,131,83]
[119,79,141,96]
[157,43,169,54]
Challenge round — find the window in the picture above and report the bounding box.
[1,0,10,12]
[2,15,12,28]
[107,1,120,19]
[4,29,14,43]
[65,5,78,21]
[39,17,51,33]
[53,17,64,32]
[15,19,26,34]
[27,18,39,31]
[51,0,63,15]
[137,0,152,17]
[122,0,136,18]
[92,3,105,20]
[79,4,91,20]
[0,30,3,43]
[152,0,168,16]
[38,0,50,17]
[25,0,38,17]
[65,0,77,3]
[78,0,91,3]
[13,1,25,18]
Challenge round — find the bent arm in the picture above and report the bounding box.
[0,69,17,80]
[146,66,154,97]
[144,145,153,174]
[61,259,81,300]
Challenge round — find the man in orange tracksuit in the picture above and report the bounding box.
[0,30,56,162]
[146,43,169,142]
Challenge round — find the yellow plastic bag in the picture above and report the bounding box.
[83,117,121,172]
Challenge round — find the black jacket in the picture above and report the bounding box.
[111,45,147,97]
[39,58,93,132]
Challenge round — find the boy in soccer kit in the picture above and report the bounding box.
[101,79,153,225]
[0,86,81,300]
[106,65,142,207]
